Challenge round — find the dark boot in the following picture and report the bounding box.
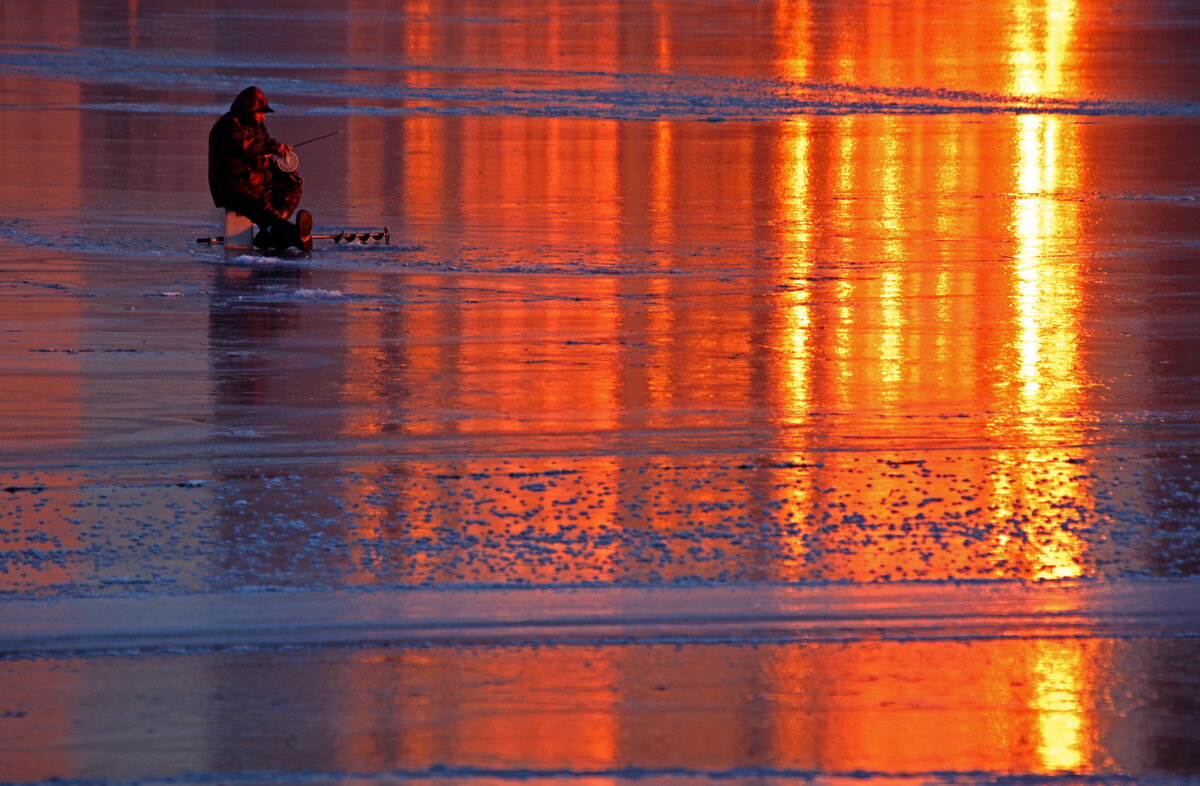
[253,216,300,251]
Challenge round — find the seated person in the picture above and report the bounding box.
[208,86,312,252]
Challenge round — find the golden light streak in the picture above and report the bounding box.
[775,0,812,83]
[773,0,815,423]
[1010,0,1076,96]
[875,117,906,407]
[772,4,817,578]
[778,117,815,417]
[832,117,857,411]
[654,0,673,70]
[650,121,675,236]
[1033,641,1090,772]
[645,119,677,418]
[1002,0,1092,767]
[1000,0,1086,581]
[877,266,904,404]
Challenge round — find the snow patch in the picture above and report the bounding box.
[293,288,345,299]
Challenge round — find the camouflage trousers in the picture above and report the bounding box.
[225,169,303,228]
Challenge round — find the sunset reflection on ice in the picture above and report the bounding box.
[2,0,1200,783]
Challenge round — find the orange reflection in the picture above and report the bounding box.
[1032,640,1091,772]
[331,648,619,771]
[312,0,1105,770]
[757,0,1098,774]
[2,0,1167,779]
[775,116,815,418]
[989,0,1087,583]
[193,0,1112,775]
[0,632,1148,778]
[989,111,1088,583]
[1009,0,1077,97]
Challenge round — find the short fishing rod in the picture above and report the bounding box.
[275,129,343,172]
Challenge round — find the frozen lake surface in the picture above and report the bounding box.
[3,0,1200,783]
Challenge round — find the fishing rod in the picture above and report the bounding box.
[294,130,344,148]
[275,129,344,172]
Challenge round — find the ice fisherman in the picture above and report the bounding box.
[208,86,312,252]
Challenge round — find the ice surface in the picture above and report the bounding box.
[5,583,1200,783]
[6,581,1200,656]
[3,0,1200,783]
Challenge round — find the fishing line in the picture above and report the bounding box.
[275,129,343,172]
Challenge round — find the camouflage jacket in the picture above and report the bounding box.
[207,93,284,209]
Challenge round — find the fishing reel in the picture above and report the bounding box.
[274,148,300,172]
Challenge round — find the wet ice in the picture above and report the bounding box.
[5,0,1200,782]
